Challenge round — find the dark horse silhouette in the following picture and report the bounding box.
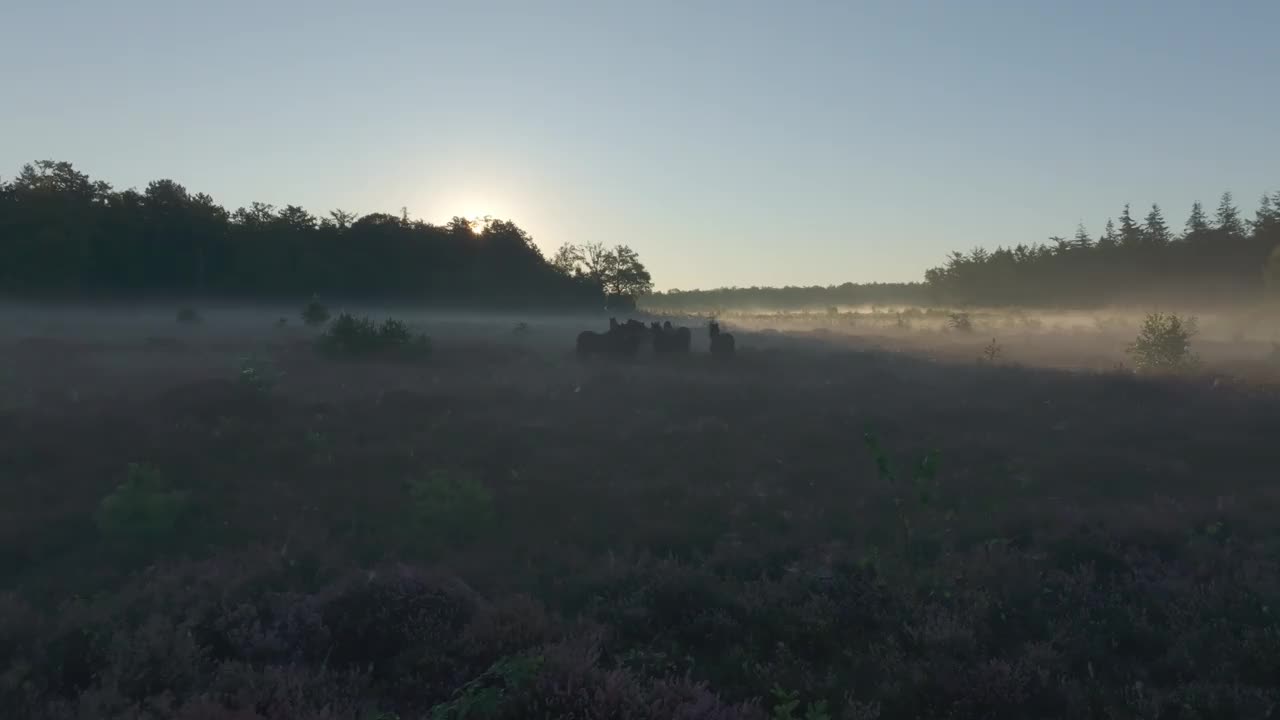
[709,320,735,356]
[650,321,692,353]
[577,317,646,358]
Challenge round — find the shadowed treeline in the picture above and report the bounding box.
[0,161,654,309]
[643,282,933,313]
[925,193,1280,307]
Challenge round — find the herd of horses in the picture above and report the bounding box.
[576,318,736,358]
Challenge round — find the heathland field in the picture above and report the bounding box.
[3,304,1280,719]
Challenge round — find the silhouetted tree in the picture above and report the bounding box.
[1097,218,1119,249]
[1253,192,1280,239]
[923,189,1279,306]
[1215,191,1245,239]
[1118,204,1143,248]
[1143,204,1171,246]
[1183,201,1211,242]
[549,241,652,305]
[0,159,608,308]
[1072,223,1093,250]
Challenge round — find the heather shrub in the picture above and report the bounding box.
[319,568,481,709]
[96,463,190,543]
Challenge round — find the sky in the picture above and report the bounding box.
[3,1,1278,291]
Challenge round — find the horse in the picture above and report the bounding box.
[652,320,692,353]
[709,320,735,356]
[577,317,645,358]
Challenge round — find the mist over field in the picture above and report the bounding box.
[3,177,1280,715]
[4,0,1280,714]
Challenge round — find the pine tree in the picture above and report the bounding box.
[1118,204,1143,247]
[1144,203,1171,245]
[1252,193,1280,238]
[1183,200,1210,241]
[1214,191,1245,239]
[1072,223,1093,250]
[1097,218,1118,248]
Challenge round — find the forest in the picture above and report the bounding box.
[0,161,651,309]
[642,282,932,312]
[924,193,1280,307]
[649,193,1280,313]
[3,160,1277,312]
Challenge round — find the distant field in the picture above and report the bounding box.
[660,304,1280,382]
[3,305,1280,719]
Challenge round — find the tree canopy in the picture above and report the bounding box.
[4,160,1276,310]
[0,160,641,308]
[924,190,1280,306]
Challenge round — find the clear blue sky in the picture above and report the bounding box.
[3,1,1277,290]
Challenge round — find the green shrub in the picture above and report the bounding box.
[429,654,543,720]
[96,463,190,542]
[301,295,331,326]
[176,307,202,324]
[407,470,495,545]
[317,313,431,360]
[863,428,942,561]
[1127,312,1198,372]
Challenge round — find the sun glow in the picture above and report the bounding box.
[467,215,492,234]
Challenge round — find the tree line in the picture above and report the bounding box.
[924,192,1280,307]
[0,160,652,308]
[642,282,931,313]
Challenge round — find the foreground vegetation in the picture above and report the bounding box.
[3,319,1280,719]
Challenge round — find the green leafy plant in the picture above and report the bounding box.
[770,685,830,720]
[176,307,202,324]
[863,427,941,559]
[301,295,331,326]
[429,654,543,720]
[1127,312,1198,372]
[96,463,190,542]
[407,470,495,546]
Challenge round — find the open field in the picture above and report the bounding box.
[4,304,1280,719]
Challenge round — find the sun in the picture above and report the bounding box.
[467,215,493,234]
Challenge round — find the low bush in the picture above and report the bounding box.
[301,295,331,326]
[317,313,432,360]
[176,307,202,324]
[96,463,190,543]
[407,470,495,547]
